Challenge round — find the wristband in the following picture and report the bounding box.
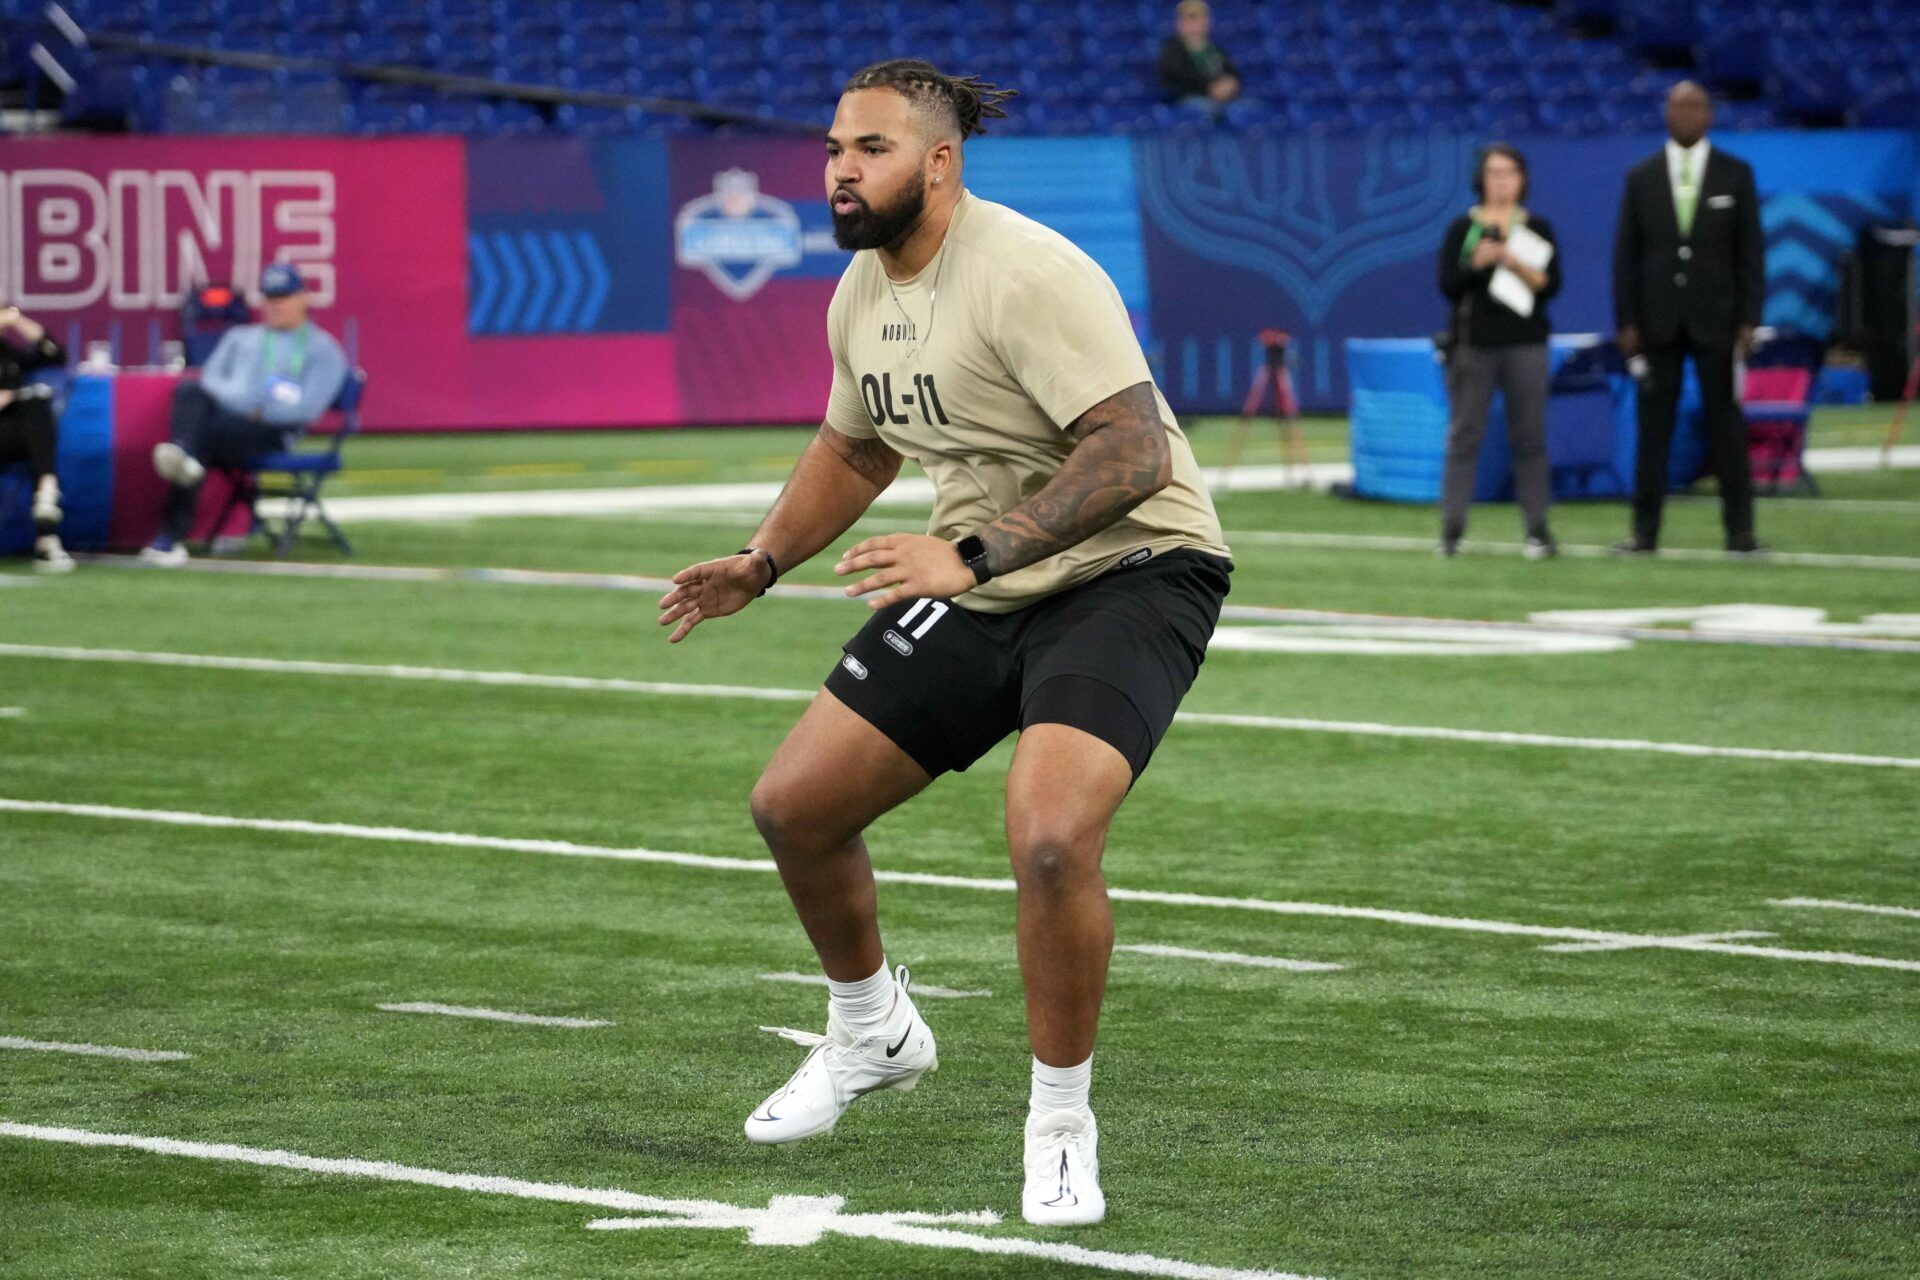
[737,546,779,596]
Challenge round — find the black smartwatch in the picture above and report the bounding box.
[954,534,992,585]
[736,546,779,596]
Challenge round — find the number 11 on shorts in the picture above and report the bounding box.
[898,599,949,639]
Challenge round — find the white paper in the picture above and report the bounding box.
[1503,223,1554,271]
[1489,266,1534,317]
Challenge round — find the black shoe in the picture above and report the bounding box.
[1436,537,1461,559]
[1610,536,1657,556]
[1726,534,1769,556]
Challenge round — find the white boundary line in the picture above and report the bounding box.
[3,643,1912,770]
[0,1121,1324,1280]
[77,555,1920,651]
[0,1036,191,1062]
[1768,897,1920,921]
[1115,944,1344,972]
[5,797,1917,974]
[758,972,992,999]
[376,1003,612,1028]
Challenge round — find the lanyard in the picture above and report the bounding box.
[262,325,310,380]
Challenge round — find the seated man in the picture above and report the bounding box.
[1156,0,1255,127]
[0,298,71,573]
[142,264,347,564]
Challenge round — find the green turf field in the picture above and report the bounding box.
[3,417,1917,1279]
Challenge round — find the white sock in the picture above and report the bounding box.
[35,475,58,502]
[1029,1054,1093,1121]
[35,534,63,555]
[827,962,897,1036]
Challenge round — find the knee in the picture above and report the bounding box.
[750,773,842,858]
[1008,824,1103,897]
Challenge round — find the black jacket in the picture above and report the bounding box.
[1157,37,1237,102]
[1439,211,1562,347]
[1612,145,1765,346]
[0,331,65,394]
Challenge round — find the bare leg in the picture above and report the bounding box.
[1004,724,1132,1067]
[750,688,931,982]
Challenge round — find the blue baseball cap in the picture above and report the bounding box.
[260,264,307,298]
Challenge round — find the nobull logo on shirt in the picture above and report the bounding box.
[674,169,804,302]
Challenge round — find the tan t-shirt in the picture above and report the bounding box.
[824,191,1229,613]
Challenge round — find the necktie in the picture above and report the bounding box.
[1676,149,1698,238]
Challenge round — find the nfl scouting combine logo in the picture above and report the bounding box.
[675,169,803,301]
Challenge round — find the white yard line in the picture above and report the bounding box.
[0,707,23,718]
[5,797,1917,975]
[3,643,1911,770]
[1768,897,1920,921]
[758,972,992,999]
[376,1003,612,1028]
[1539,930,1775,953]
[1223,528,1920,572]
[0,1121,1325,1280]
[0,1036,191,1062]
[1115,944,1345,972]
[80,556,1920,652]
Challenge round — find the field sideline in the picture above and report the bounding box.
[3,416,1917,1278]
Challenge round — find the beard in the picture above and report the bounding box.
[831,173,927,251]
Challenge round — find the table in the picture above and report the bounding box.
[1345,337,1708,505]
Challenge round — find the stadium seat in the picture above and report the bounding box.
[206,367,368,558]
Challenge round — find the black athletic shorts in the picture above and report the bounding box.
[823,548,1232,780]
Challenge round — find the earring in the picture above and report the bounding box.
[933,176,942,184]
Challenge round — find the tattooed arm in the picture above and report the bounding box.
[835,381,1173,609]
[658,424,903,642]
[979,381,1171,576]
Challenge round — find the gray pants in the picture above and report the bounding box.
[1441,343,1551,540]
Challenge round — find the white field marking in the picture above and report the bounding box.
[1539,930,1776,953]
[757,972,992,999]
[1208,624,1633,656]
[1173,711,1920,771]
[1531,604,1920,642]
[7,797,1920,975]
[1768,897,1920,921]
[0,1122,1323,1280]
[81,552,1920,655]
[0,1036,191,1062]
[1115,944,1345,972]
[0,707,24,718]
[376,1003,612,1028]
[1222,528,1920,572]
[5,643,1914,771]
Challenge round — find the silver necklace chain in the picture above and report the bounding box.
[885,244,946,361]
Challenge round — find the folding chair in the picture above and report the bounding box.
[208,367,366,557]
[1742,333,1822,496]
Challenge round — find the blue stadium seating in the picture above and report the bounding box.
[9,0,1915,139]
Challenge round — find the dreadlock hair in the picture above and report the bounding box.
[842,59,1018,140]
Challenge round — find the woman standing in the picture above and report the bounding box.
[0,299,71,572]
[1436,144,1561,558]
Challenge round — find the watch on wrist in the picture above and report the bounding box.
[736,546,779,596]
[954,534,992,586]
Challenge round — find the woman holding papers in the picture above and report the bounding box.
[1436,143,1562,559]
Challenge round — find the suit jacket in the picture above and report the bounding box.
[1612,146,1765,346]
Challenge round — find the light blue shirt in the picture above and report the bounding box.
[199,321,348,428]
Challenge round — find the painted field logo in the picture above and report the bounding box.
[674,169,802,301]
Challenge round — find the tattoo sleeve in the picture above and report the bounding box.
[977,380,1172,577]
[817,423,904,492]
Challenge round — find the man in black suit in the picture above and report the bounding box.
[1612,81,1766,554]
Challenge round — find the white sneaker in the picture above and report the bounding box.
[33,540,75,574]
[744,965,937,1145]
[31,483,62,526]
[152,442,205,486]
[1023,1109,1105,1226]
[138,542,189,567]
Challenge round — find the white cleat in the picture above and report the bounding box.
[744,965,937,1146]
[1022,1109,1106,1227]
[31,484,62,527]
[33,541,75,574]
[137,542,189,567]
[152,442,205,486]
